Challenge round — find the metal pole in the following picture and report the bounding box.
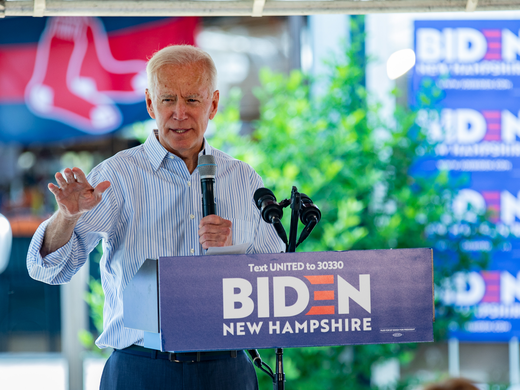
[61,262,89,390]
[274,348,286,390]
[448,338,460,377]
[510,337,520,386]
[288,16,304,71]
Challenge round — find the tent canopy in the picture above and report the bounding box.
[2,0,518,18]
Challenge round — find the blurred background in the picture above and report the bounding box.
[2,8,520,390]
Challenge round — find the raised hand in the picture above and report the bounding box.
[48,167,110,220]
[40,167,110,257]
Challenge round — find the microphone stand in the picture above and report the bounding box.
[255,185,318,389]
[273,186,301,390]
[274,347,285,390]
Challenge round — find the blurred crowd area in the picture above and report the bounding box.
[0,135,139,236]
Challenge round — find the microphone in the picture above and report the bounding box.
[296,194,321,247]
[254,188,288,245]
[197,155,217,217]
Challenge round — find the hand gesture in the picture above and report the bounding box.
[48,167,111,220]
[198,215,232,249]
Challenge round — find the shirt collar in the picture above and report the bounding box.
[143,129,213,172]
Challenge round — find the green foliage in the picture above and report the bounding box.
[209,39,501,389]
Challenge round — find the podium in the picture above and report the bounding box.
[123,248,434,352]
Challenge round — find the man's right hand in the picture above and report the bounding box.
[40,167,110,257]
[48,167,111,221]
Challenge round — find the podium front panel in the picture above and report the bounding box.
[123,258,159,333]
[158,248,434,352]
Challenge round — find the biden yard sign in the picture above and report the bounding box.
[411,19,520,341]
[156,248,434,352]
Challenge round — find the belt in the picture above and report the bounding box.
[120,345,238,363]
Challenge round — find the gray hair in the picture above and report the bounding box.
[146,45,217,95]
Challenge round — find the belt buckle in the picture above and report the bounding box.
[168,352,200,363]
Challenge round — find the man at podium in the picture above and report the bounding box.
[26,45,285,390]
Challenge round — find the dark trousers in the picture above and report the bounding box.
[100,349,259,390]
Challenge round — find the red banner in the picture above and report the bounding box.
[0,17,198,142]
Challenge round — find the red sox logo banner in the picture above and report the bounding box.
[0,17,198,143]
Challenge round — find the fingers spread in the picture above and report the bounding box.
[48,183,60,196]
[55,172,67,188]
[63,168,76,183]
[72,167,88,184]
[47,168,105,219]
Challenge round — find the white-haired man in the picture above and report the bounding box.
[27,45,284,390]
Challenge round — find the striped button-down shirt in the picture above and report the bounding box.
[27,131,284,350]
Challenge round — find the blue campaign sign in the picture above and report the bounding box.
[444,270,520,342]
[411,19,520,342]
[157,249,433,353]
[412,20,520,109]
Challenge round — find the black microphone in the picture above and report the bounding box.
[254,187,288,246]
[198,155,217,217]
[296,194,321,247]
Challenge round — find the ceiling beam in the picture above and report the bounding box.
[252,0,266,17]
[3,0,520,17]
[34,0,46,16]
[466,0,478,11]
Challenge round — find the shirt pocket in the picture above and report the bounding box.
[229,218,257,247]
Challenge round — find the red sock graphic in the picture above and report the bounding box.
[79,18,147,101]
[25,18,124,133]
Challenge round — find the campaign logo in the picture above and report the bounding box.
[419,108,520,159]
[454,188,520,227]
[424,108,520,144]
[429,188,519,251]
[415,24,520,80]
[416,27,516,63]
[444,270,517,336]
[442,270,520,323]
[417,26,520,63]
[442,269,520,334]
[25,17,147,134]
[222,273,372,336]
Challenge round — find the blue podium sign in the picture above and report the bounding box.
[157,248,433,352]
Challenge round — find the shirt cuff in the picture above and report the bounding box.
[27,218,74,268]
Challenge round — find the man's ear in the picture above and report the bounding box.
[209,90,220,120]
[145,89,156,119]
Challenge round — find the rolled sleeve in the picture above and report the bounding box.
[26,161,119,285]
[26,218,79,284]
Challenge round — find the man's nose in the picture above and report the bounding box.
[172,101,188,120]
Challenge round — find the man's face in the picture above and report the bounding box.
[146,63,219,161]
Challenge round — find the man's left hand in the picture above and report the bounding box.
[198,215,232,249]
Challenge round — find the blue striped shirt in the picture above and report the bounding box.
[26,131,285,350]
